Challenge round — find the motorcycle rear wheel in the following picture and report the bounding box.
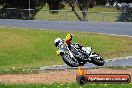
[91,53,105,66]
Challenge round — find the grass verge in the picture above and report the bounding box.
[0,26,132,69]
[0,83,131,88]
[0,67,38,74]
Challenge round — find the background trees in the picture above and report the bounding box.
[0,0,131,21]
[116,0,132,22]
[0,0,96,21]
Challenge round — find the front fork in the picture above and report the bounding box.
[56,47,77,62]
[67,47,78,62]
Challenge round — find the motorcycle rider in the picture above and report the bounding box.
[54,34,90,57]
[65,34,73,49]
[65,34,90,55]
[65,34,88,67]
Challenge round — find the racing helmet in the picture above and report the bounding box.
[66,34,73,41]
[54,38,63,48]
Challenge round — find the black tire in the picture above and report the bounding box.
[76,76,87,85]
[92,57,105,66]
[91,53,105,66]
[62,54,79,67]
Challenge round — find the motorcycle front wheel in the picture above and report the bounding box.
[62,54,79,67]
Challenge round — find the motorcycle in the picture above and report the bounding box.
[54,38,105,67]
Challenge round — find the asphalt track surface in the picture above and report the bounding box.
[0,19,132,69]
[0,19,132,36]
[39,56,132,70]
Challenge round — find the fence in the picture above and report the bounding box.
[0,8,36,20]
[0,8,131,22]
[35,10,120,22]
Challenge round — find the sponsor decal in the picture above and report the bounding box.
[86,74,131,83]
[76,74,131,85]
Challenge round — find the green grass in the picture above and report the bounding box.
[0,67,38,74]
[0,83,131,88]
[35,6,119,22]
[0,26,132,69]
[89,7,118,12]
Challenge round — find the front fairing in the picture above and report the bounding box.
[56,45,68,55]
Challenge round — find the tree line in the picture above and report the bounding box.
[0,0,131,21]
[0,0,131,9]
